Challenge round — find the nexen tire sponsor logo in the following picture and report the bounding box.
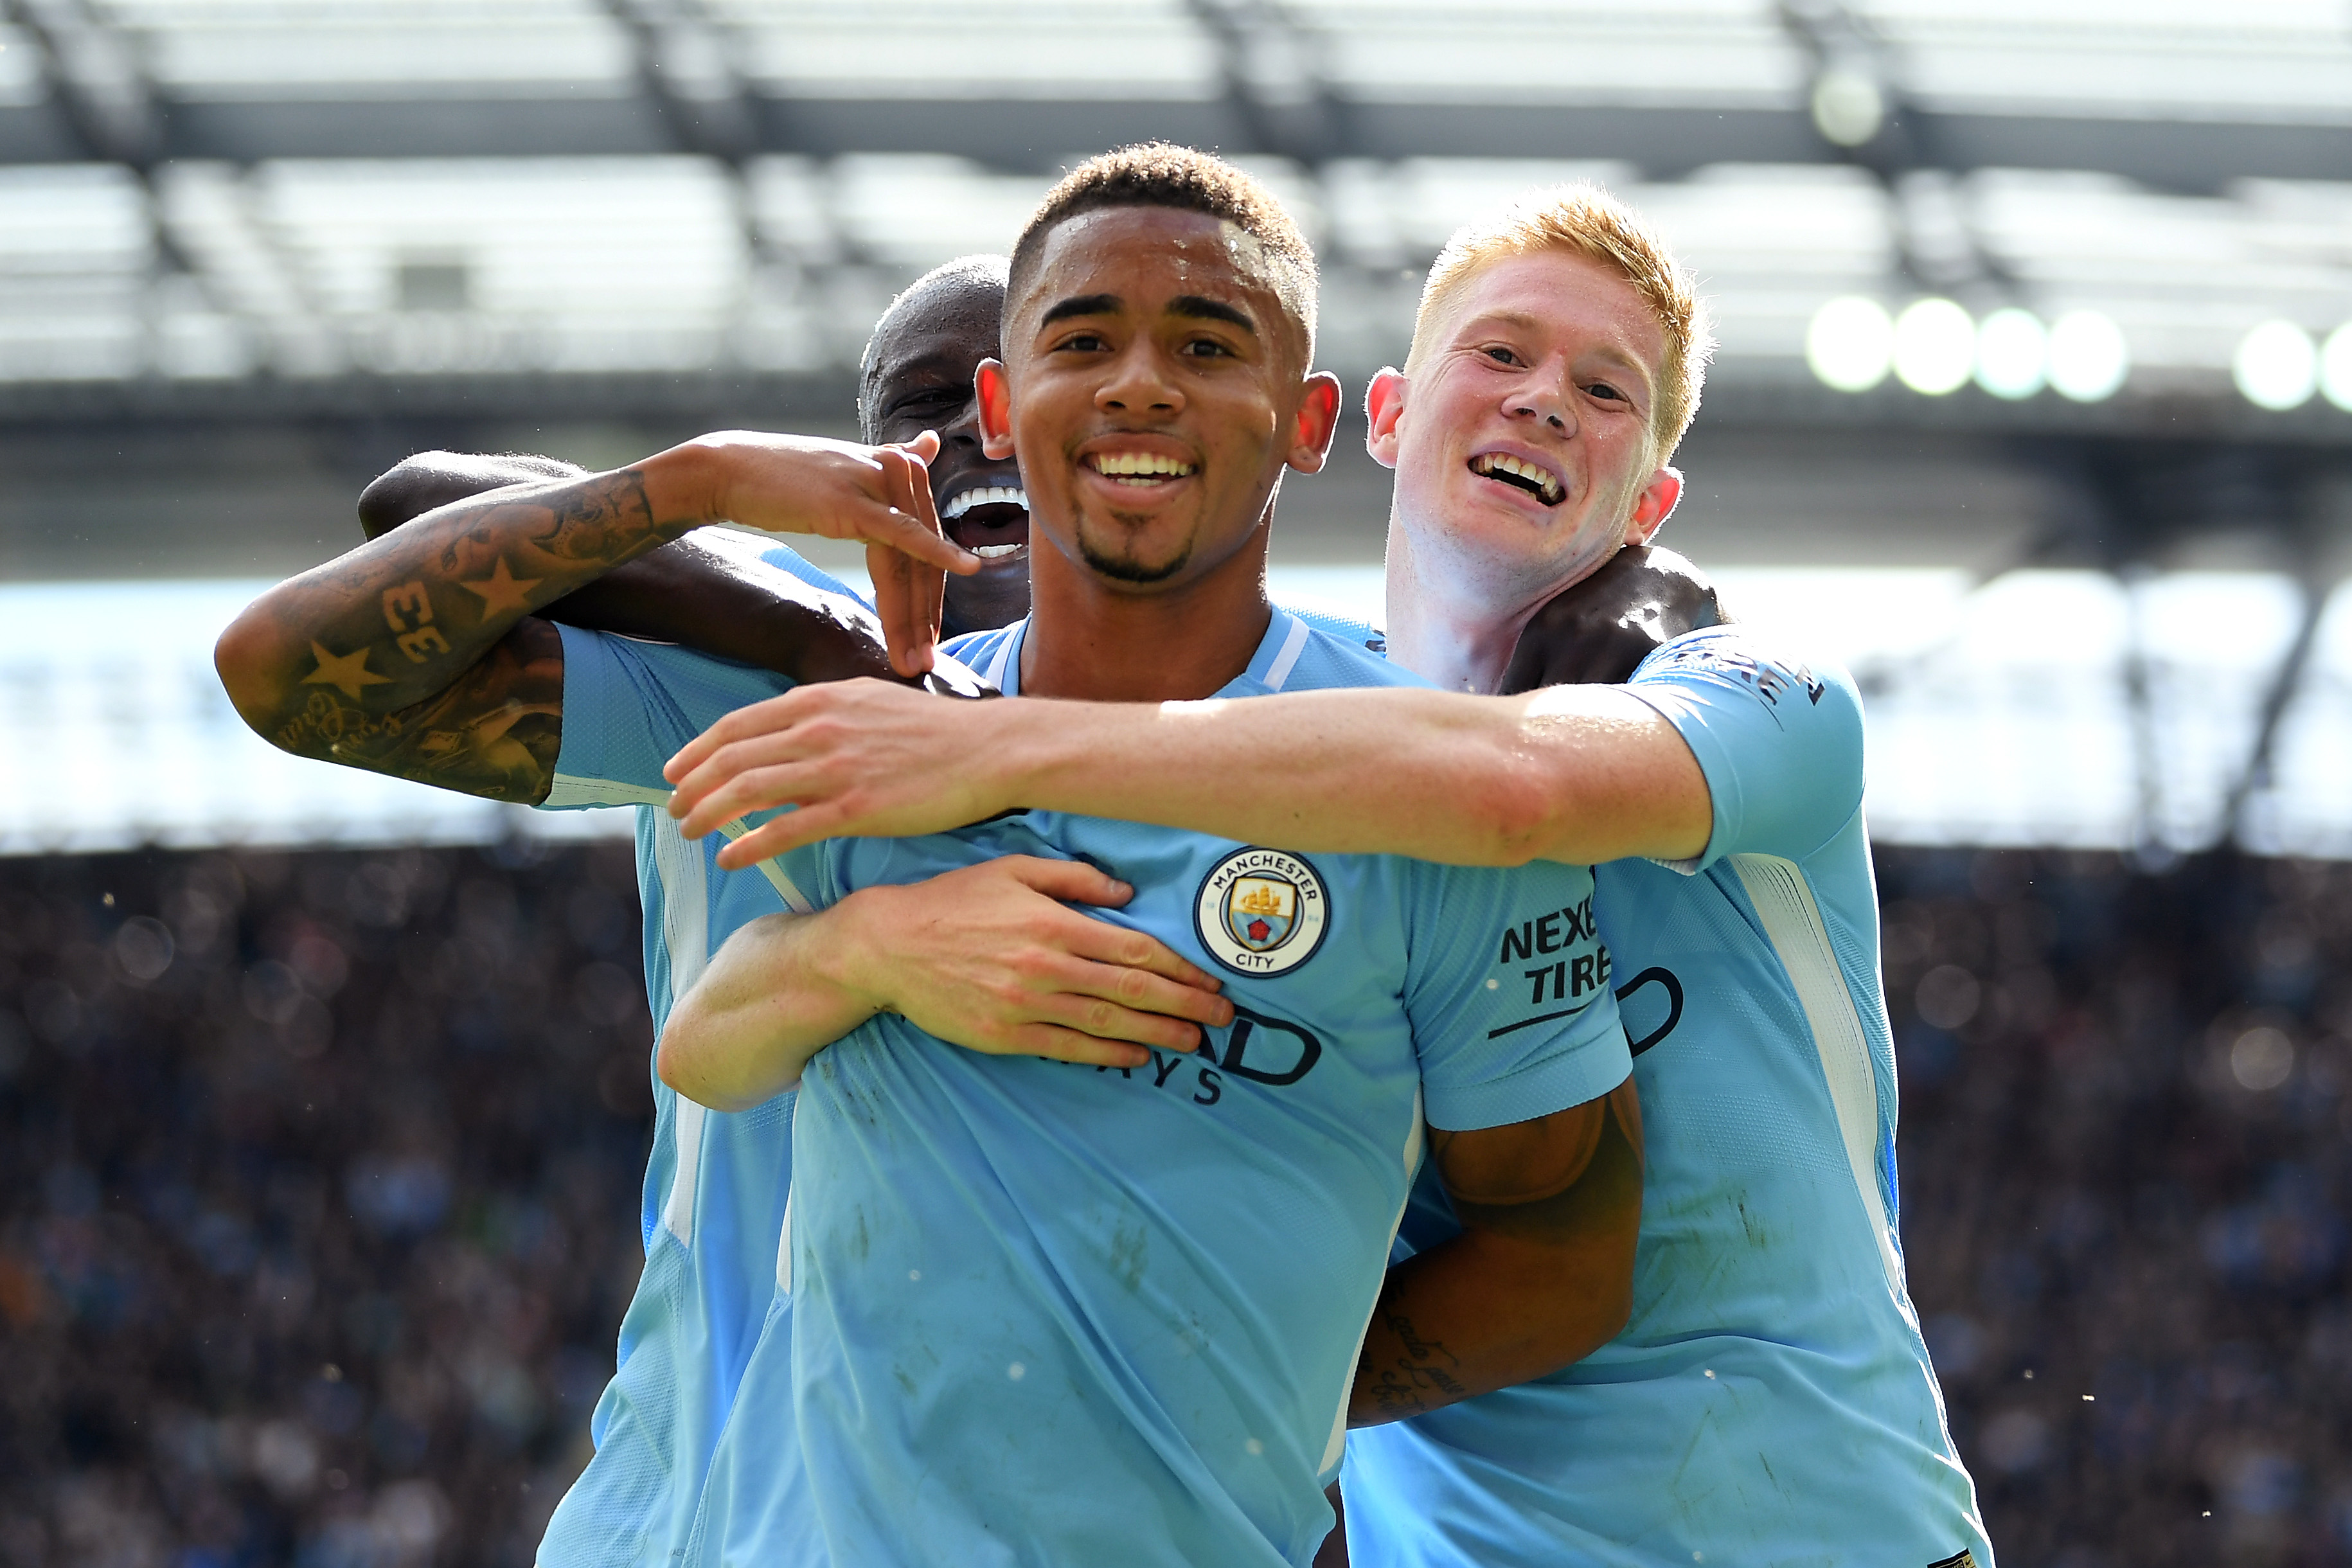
[1486,894,1612,1038]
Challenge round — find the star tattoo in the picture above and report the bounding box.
[301,641,393,700]
[456,556,543,617]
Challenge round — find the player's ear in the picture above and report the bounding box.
[1285,371,1344,475]
[977,359,1015,459]
[1625,464,1683,544]
[1365,368,1408,471]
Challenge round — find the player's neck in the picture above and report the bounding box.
[1382,515,1545,695]
[1017,526,1275,702]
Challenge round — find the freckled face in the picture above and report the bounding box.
[1384,250,1670,587]
[995,206,1313,591]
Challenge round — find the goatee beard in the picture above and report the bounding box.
[1077,521,1191,585]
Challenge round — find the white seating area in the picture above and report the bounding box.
[5,567,2349,859]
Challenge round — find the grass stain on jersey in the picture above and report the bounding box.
[1110,1221,1148,1293]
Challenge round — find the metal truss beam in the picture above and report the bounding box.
[0,93,2342,196]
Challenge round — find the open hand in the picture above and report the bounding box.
[693,429,978,676]
[837,856,1234,1068]
[664,677,1017,868]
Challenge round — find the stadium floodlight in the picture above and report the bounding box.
[1892,298,1974,395]
[2045,310,2129,402]
[1806,296,1895,393]
[1973,308,2047,400]
[1810,66,1885,148]
[2322,323,2352,413]
[2233,319,2318,411]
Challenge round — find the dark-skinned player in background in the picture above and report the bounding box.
[662,181,1995,1567]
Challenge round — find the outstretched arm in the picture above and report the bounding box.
[667,679,1707,869]
[661,546,1716,869]
[359,450,947,690]
[1350,1078,1643,1426]
[654,856,1236,1109]
[215,431,974,804]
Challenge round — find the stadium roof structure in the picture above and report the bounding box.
[1,0,2351,857]
[0,0,2346,435]
[4,0,2349,187]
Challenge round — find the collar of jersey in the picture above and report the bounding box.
[979,609,1308,699]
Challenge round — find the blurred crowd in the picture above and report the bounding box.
[1885,848,2352,1567]
[0,843,655,1568]
[2,841,2349,1565]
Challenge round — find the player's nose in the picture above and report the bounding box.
[1508,359,1576,434]
[1097,343,1184,414]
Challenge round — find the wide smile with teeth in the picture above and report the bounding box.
[942,485,1028,521]
[1471,452,1564,506]
[940,484,1029,560]
[1089,452,1197,486]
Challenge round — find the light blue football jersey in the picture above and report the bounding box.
[528,546,855,1568]
[1343,625,1993,1568]
[695,608,1632,1568]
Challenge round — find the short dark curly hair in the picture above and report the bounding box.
[1006,143,1319,356]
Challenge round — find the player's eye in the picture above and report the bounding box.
[1587,381,1629,404]
[1180,336,1234,359]
[889,388,961,417]
[1055,330,1111,353]
[1481,345,1523,367]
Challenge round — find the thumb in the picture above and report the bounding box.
[1004,855,1134,909]
[896,429,941,463]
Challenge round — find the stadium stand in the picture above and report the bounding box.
[1886,848,2352,1564]
[0,843,654,1568]
[4,840,2351,1562]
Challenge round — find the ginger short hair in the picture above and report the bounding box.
[1008,143,1319,357]
[1405,184,1713,463]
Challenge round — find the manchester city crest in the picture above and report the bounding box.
[1193,847,1330,976]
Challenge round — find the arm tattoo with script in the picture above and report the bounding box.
[1360,1310,1468,1421]
[233,468,684,805]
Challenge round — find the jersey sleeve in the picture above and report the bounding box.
[1402,857,1631,1132]
[754,542,869,606]
[540,624,792,810]
[1621,625,1866,871]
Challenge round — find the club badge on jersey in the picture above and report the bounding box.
[1194,848,1330,976]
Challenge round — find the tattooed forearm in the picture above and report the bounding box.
[218,462,695,803]
[270,621,564,802]
[1360,1313,1467,1421]
[528,470,659,563]
[1347,1084,1646,1429]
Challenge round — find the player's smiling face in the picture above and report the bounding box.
[1376,249,1677,591]
[983,206,1331,593]
[862,279,1030,633]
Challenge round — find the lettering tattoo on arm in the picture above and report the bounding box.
[223,468,682,804]
[1361,1312,1468,1421]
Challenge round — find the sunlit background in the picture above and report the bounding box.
[2,0,2350,859]
[5,4,2352,1565]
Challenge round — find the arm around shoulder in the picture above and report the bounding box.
[1605,630,1865,866]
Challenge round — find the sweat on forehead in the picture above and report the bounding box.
[1006,143,1318,357]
